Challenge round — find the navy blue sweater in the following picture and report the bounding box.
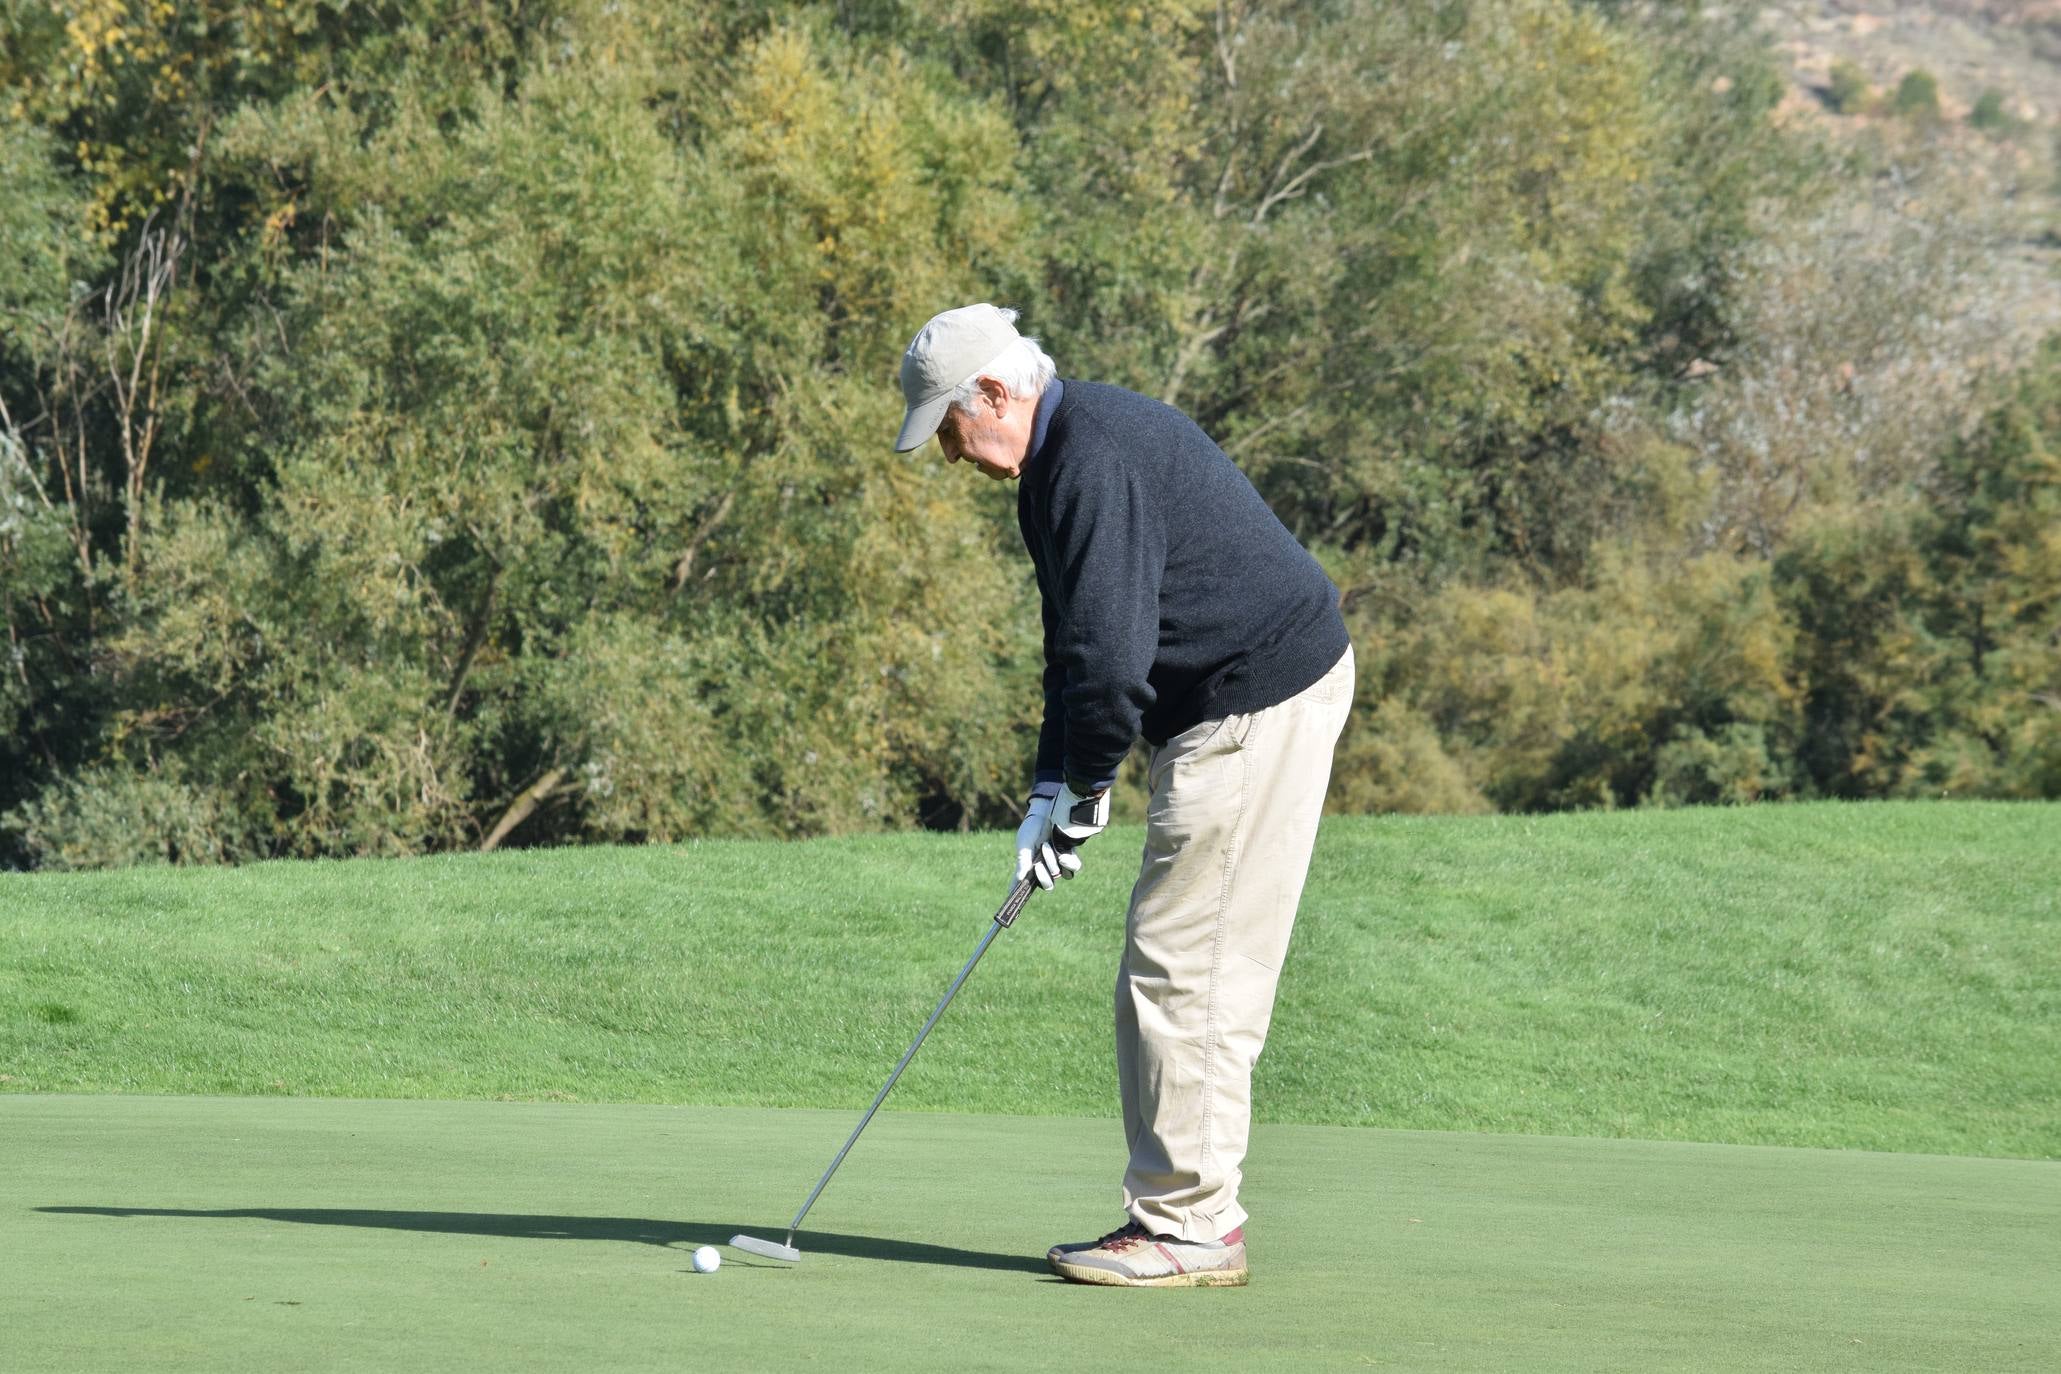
[1017,380,1350,791]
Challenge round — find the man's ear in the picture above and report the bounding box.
[975,375,1011,413]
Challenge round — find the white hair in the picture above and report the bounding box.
[945,308,1057,415]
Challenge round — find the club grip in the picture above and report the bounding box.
[997,833,1077,929]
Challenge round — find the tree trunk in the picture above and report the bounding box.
[480,766,567,852]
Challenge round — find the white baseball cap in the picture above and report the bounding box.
[893,304,1022,452]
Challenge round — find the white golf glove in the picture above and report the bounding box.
[1053,780,1111,847]
[1013,793,1081,891]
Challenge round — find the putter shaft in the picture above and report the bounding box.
[781,873,1041,1246]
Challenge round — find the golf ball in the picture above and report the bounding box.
[692,1245,721,1274]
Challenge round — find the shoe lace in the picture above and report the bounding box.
[1095,1223,1152,1254]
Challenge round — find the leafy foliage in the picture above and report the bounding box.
[0,0,2052,868]
[1773,346,2061,802]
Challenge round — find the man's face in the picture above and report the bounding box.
[935,381,1035,480]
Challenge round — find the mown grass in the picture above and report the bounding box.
[2,801,2055,1158]
[9,1096,2058,1373]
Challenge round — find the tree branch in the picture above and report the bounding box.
[102,219,184,584]
[672,488,737,593]
[1160,317,1228,409]
[480,766,571,853]
[1252,136,1376,227]
[445,567,501,716]
[1223,401,1317,459]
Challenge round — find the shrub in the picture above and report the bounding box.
[1648,724,1790,806]
[1330,700,1494,816]
[4,761,260,871]
[1828,60,1871,115]
[1892,69,1940,121]
[1969,88,2009,135]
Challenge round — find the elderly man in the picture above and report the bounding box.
[894,303,1354,1288]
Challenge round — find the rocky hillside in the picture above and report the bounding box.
[1762,1,2061,121]
[1755,2,2061,352]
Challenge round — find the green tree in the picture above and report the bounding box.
[213,22,1032,852]
[0,117,110,843]
[1773,341,2061,801]
[1905,343,2061,795]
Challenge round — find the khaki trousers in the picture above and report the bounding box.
[1117,645,1355,1241]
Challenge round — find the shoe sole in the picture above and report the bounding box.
[1049,1258,1249,1288]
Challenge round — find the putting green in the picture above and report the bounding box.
[4,1095,2055,1372]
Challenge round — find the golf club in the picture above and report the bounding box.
[731,847,1064,1264]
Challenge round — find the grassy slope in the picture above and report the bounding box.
[2,802,2055,1157]
[5,1095,2056,1374]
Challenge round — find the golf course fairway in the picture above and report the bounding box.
[4,1094,2053,1372]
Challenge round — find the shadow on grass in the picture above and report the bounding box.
[37,1207,1044,1274]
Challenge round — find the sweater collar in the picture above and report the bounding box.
[1025,378,1064,472]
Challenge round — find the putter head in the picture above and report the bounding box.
[730,1233,802,1263]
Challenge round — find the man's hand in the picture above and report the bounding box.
[1013,794,1081,891]
[1053,780,1110,847]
